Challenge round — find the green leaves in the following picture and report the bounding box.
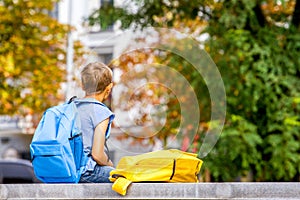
[207,0,300,180]
[203,114,262,181]
[88,0,300,181]
[87,4,132,30]
[264,131,300,180]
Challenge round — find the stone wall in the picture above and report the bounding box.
[1,182,299,199]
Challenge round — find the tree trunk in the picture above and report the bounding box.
[292,0,300,28]
[253,2,266,27]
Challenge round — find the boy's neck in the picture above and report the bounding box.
[85,92,105,102]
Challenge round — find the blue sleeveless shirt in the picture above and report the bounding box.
[75,98,114,172]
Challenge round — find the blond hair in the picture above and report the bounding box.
[81,62,112,95]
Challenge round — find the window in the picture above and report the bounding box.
[49,2,59,19]
[101,0,114,7]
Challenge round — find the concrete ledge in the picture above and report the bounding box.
[1,182,300,199]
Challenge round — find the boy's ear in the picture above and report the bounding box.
[104,82,113,94]
[107,82,113,90]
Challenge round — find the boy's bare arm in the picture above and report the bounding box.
[92,118,114,167]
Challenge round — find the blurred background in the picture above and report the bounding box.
[0,0,299,183]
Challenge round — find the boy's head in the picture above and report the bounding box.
[81,62,113,96]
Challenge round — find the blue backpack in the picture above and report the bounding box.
[30,97,91,183]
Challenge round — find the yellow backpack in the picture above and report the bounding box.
[109,149,203,195]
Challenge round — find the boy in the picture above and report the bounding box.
[76,62,115,183]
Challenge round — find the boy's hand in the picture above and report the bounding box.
[108,159,114,167]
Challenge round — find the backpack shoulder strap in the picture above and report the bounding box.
[68,96,78,104]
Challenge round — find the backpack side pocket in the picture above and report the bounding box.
[69,133,83,171]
